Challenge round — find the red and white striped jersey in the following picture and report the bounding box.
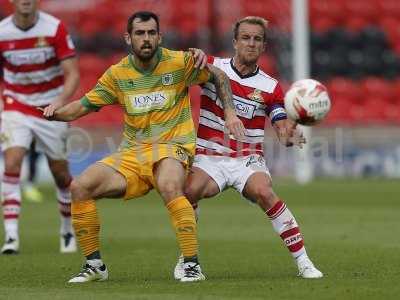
[0,11,75,117]
[196,56,286,157]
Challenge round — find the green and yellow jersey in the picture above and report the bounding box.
[80,47,211,156]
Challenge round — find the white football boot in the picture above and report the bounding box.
[297,255,323,279]
[60,232,77,253]
[68,264,108,283]
[180,262,206,282]
[174,254,185,280]
[1,237,19,255]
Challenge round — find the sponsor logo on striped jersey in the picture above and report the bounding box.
[127,91,170,113]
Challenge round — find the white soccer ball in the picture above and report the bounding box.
[284,79,331,126]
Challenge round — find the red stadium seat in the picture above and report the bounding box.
[344,0,379,24]
[360,96,387,124]
[391,78,400,102]
[257,55,277,77]
[311,17,338,33]
[324,96,354,125]
[79,54,109,78]
[345,17,370,33]
[383,103,400,123]
[376,0,400,19]
[379,17,400,50]
[327,78,362,104]
[309,0,344,24]
[360,77,395,103]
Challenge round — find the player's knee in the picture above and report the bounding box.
[70,179,91,201]
[4,156,23,174]
[158,179,183,201]
[4,162,22,175]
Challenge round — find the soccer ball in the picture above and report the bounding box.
[284,79,331,126]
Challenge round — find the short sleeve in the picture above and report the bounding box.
[272,83,284,105]
[80,68,118,111]
[183,52,211,86]
[54,22,76,60]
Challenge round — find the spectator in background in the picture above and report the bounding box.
[0,0,79,254]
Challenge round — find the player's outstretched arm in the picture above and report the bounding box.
[207,64,245,139]
[41,100,91,122]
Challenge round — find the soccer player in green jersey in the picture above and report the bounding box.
[42,11,245,283]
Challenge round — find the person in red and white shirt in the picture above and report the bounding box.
[0,0,79,254]
[174,16,323,279]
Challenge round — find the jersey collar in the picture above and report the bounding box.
[12,11,40,32]
[129,47,162,75]
[230,58,259,79]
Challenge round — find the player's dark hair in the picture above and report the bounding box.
[233,16,268,42]
[127,11,160,34]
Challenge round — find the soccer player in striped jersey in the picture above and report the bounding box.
[0,0,79,254]
[41,11,245,283]
[174,16,323,279]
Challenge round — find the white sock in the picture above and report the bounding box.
[87,259,103,268]
[56,186,72,235]
[266,199,307,259]
[2,172,21,240]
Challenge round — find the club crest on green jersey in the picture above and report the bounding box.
[162,73,173,86]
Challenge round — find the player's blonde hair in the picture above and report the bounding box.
[233,16,269,42]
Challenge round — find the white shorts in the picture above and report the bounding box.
[193,154,271,195]
[1,111,68,160]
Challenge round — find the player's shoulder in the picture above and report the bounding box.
[38,11,61,27]
[0,15,12,27]
[157,47,189,70]
[209,56,230,68]
[238,66,280,94]
[162,47,186,62]
[0,15,13,31]
[257,68,279,87]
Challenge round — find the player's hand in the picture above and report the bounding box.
[38,99,64,120]
[224,109,246,140]
[188,48,207,69]
[288,127,306,148]
[276,120,306,148]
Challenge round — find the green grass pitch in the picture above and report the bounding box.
[0,179,399,300]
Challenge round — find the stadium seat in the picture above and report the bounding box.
[361,77,394,103]
[344,0,379,24]
[309,0,344,23]
[365,96,389,123]
[79,54,109,78]
[311,17,337,33]
[257,55,277,77]
[327,78,362,103]
[324,96,353,125]
[377,0,400,19]
[345,17,369,33]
